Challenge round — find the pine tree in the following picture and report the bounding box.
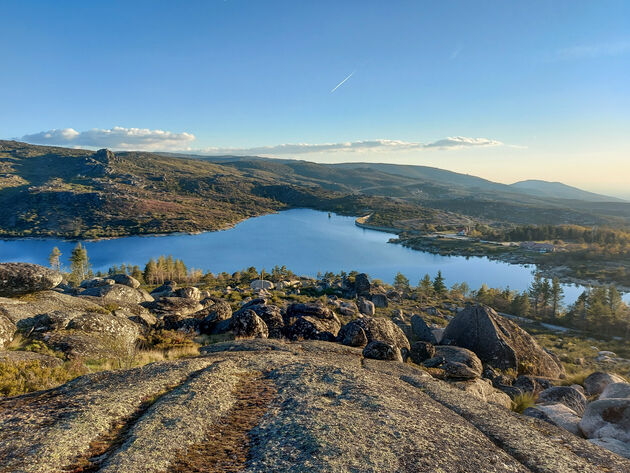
[550,277,564,320]
[433,271,447,296]
[144,258,158,285]
[48,247,62,272]
[69,243,90,284]
[393,272,410,292]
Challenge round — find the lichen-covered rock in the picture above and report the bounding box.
[425,346,483,380]
[537,386,587,416]
[250,305,284,338]
[80,277,115,289]
[512,375,554,395]
[337,323,368,347]
[354,272,371,297]
[232,309,268,339]
[338,316,410,353]
[81,284,154,305]
[371,293,388,308]
[0,291,107,325]
[451,378,512,409]
[199,301,233,334]
[1,339,629,473]
[584,372,626,397]
[588,437,630,459]
[145,297,203,317]
[580,398,630,443]
[358,298,375,316]
[338,301,358,316]
[106,274,141,289]
[174,286,201,300]
[442,304,564,378]
[285,315,340,341]
[285,302,341,341]
[0,313,16,348]
[600,383,630,400]
[524,404,582,436]
[150,281,177,298]
[410,314,437,343]
[0,349,63,368]
[409,340,436,364]
[0,263,62,297]
[363,340,402,362]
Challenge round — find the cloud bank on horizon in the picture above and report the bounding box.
[20,127,196,151]
[18,127,506,155]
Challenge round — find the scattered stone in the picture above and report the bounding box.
[588,437,630,459]
[513,375,554,395]
[232,309,268,339]
[81,284,154,305]
[363,340,402,362]
[600,383,630,400]
[426,346,483,380]
[80,277,115,289]
[0,314,16,348]
[337,323,368,347]
[338,301,358,316]
[358,298,375,316]
[150,281,178,298]
[0,350,63,368]
[410,314,437,344]
[451,378,512,409]
[371,293,388,308]
[584,372,627,397]
[409,341,436,364]
[537,386,587,416]
[199,301,233,333]
[442,304,564,378]
[174,286,201,300]
[0,263,62,297]
[524,404,582,435]
[145,297,203,317]
[580,398,630,443]
[337,316,410,352]
[250,280,274,291]
[354,273,371,297]
[106,274,141,289]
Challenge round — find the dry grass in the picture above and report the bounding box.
[511,392,537,414]
[167,372,276,472]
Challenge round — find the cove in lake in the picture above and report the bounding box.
[0,208,623,304]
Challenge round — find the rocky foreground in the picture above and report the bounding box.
[0,338,629,473]
[2,263,630,471]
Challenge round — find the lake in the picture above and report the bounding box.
[0,208,624,304]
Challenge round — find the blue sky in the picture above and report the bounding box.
[1,1,629,197]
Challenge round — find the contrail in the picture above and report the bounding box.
[330,71,355,93]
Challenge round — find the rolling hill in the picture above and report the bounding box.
[1,140,630,238]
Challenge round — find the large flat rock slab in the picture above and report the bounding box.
[1,339,629,473]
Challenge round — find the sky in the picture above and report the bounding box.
[1,1,629,198]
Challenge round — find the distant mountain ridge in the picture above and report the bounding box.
[2,140,630,238]
[508,179,624,203]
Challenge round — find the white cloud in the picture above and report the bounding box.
[19,127,508,155]
[20,126,196,151]
[200,137,504,155]
[422,136,503,149]
[199,139,423,155]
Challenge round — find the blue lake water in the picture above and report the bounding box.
[0,208,625,304]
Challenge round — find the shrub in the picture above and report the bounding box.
[511,392,536,414]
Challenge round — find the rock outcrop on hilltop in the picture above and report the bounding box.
[2,339,630,473]
[3,263,630,467]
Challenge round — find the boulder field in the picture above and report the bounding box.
[2,264,630,470]
[2,339,629,473]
